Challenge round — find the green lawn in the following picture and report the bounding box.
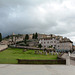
[0,48,58,64]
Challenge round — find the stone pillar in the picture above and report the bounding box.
[66,55,70,66]
[68,52,70,57]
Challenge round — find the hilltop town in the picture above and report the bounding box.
[0,32,74,52]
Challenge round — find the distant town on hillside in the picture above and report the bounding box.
[0,32,75,52]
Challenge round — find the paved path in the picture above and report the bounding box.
[0,64,75,75]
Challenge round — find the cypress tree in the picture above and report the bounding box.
[24,34,29,44]
[0,33,2,42]
[35,32,38,39]
[32,33,35,39]
[38,44,42,49]
[25,34,29,40]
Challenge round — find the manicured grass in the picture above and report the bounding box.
[0,48,58,64]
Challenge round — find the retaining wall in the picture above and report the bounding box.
[0,45,8,52]
[17,59,66,64]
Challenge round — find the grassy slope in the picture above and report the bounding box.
[0,48,57,64]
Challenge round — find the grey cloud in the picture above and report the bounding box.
[0,0,75,44]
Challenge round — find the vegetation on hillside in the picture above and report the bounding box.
[32,32,38,39]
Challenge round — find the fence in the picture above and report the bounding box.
[9,45,54,51]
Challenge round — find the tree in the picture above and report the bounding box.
[38,44,42,49]
[25,34,29,40]
[35,32,38,39]
[32,32,38,39]
[24,34,29,44]
[24,39,27,44]
[32,33,35,39]
[49,45,53,48]
[6,35,10,39]
[0,33,2,42]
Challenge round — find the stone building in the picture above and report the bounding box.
[37,34,47,39]
[39,35,73,51]
[56,39,73,51]
[73,45,75,51]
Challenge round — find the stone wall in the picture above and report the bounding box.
[0,45,8,51]
[17,59,66,64]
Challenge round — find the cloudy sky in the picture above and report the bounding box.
[0,0,75,44]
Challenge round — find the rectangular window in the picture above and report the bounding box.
[54,41,56,43]
[54,45,56,47]
[47,42,49,43]
[58,45,59,47]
